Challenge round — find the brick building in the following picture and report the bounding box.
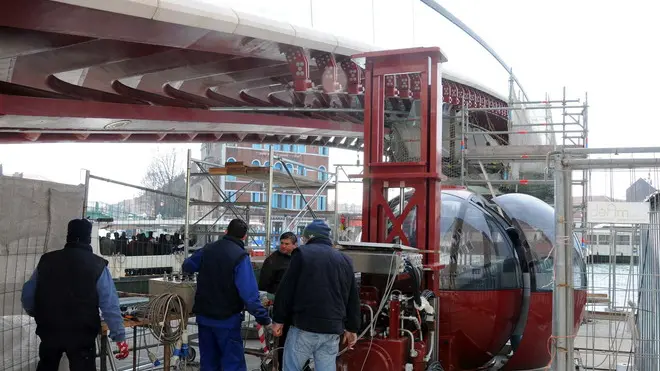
[196,143,331,242]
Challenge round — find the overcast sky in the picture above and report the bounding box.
[1,0,659,204]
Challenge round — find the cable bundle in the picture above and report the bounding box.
[143,293,189,345]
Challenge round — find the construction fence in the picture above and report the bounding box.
[551,148,660,370]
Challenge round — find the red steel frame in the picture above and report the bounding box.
[355,47,447,293]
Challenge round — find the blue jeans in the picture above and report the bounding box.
[283,326,340,371]
[198,324,246,371]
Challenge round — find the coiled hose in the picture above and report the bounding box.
[142,293,189,345]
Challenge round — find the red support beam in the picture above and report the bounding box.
[355,47,447,294]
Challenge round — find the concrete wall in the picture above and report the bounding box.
[0,176,85,370]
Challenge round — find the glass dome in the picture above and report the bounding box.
[389,191,522,291]
[493,193,587,291]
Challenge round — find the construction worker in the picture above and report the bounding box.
[258,232,304,371]
[272,220,361,371]
[258,231,298,296]
[21,218,129,371]
[182,218,271,371]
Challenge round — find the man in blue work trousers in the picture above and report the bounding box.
[22,218,129,371]
[182,218,271,371]
[272,220,361,371]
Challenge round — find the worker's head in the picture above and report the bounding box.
[67,218,93,244]
[226,219,248,240]
[301,220,332,244]
[279,232,298,254]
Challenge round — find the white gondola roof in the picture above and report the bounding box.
[51,0,508,102]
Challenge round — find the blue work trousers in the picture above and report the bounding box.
[198,324,246,371]
[283,326,340,371]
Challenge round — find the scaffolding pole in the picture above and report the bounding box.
[553,157,574,370]
[265,146,274,255]
[563,157,660,170]
[82,169,90,218]
[184,149,192,257]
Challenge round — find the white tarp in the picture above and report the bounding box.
[0,176,85,370]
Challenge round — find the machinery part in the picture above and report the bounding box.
[426,361,444,371]
[148,277,196,314]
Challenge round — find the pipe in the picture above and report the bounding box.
[265,146,274,254]
[210,106,364,113]
[418,0,530,101]
[361,304,375,336]
[564,146,660,155]
[401,329,418,357]
[424,334,434,362]
[184,149,191,258]
[432,298,440,363]
[564,158,660,170]
[464,129,584,135]
[467,105,584,112]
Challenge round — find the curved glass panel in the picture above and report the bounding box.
[389,192,521,291]
[493,193,587,291]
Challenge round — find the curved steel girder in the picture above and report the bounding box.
[0,26,91,59]
[11,39,168,90]
[0,94,364,136]
[0,131,364,150]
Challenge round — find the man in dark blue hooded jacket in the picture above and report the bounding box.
[272,220,360,371]
[182,218,271,371]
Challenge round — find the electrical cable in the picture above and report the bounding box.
[140,293,188,345]
[338,251,398,356]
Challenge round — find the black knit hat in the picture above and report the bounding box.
[67,218,93,244]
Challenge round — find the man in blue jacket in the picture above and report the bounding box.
[272,220,360,371]
[182,218,271,371]
[21,218,128,371]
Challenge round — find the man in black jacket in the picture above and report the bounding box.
[258,232,298,295]
[272,220,360,371]
[258,232,299,371]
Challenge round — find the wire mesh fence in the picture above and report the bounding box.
[564,155,660,370]
[86,175,187,281]
[0,176,86,371]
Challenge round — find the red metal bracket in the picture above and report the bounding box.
[281,46,312,92]
[338,58,363,94]
[396,75,410,99]
[311,51,339,93]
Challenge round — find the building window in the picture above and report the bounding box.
[318,196,327,211]
[251,192,260,203]
[282,144,291,152]
[298,165,307,176]
[251,159,261,167]
[252,144,262,149]
[318,166,327,181]
[319,146,329,155]
[286,163,294,174]
[264,161,270,168]
[274,144,281,151]
[274,162,283,172]
[226,191,237,203]
[226,157,236,181]
[285,195,293,209]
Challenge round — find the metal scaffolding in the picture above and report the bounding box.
[183,147,338,256]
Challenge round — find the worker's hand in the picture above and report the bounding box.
[116,341,129,360]
[343,331,357,348]
[272,322,283,337]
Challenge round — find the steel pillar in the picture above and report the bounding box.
[552,157,575,369]
[355,47,447,292]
